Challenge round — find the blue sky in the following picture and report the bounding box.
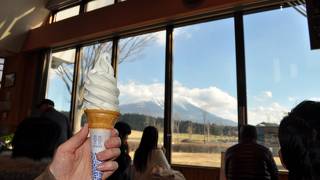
[48,6,320,125]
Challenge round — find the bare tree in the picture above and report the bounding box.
[172,112,181,144]
[52,34,157,132]
[201,110,207,144]
[187,121,193,140]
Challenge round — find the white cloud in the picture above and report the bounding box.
[263,91,272,98]
[254,90,273,102]
[248,102,289,125]
[310,97,320,102]
[154,28,193,46]
[119,80,237,121]
[119,81,164,105]
[154,31,166,46]
[288,96,296,102]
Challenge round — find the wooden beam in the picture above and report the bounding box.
[23,0,265,51]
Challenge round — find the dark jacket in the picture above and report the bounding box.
[41,107,71,147]
[12,117,61,160]
[225,141,278,180]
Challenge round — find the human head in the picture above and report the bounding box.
[240,125,257,142]
[114,122,131,145]
[278,100,320,179]
[37,99,55,112]
[141,126,158,149]
[133,126,159,172]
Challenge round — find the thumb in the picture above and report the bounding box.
[60,123,89,152]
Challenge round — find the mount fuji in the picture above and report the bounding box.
[120,100,237,126]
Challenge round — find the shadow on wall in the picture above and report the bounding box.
[0,0,50,56]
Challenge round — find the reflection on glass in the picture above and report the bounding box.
[172,19,238,167]
[46,49,76,118]
[86,0,114,12]
[118,31,165,158]
[74,41,113,132]
[0,58,4,88]
[54,6,80,22]
[244,6,320,170]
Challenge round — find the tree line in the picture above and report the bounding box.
[119,113,237,137]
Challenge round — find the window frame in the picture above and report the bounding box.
[0,57,5,88]
[43,1,306,168]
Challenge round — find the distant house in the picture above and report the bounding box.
[256,122,279,155]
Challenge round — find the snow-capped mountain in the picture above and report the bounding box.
[120,100,237,126]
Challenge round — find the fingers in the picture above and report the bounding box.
[111,128,119,137]
[60,124,89,152]
[97,161,118,179]
[96,148,120,161]
[105,136,121,149]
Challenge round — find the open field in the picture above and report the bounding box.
[128,130,284,170]
[129,130,237,144]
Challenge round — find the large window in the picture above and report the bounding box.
[118,31,166,157]
[86,0,114,12]
[244,6,320,170]
[45,1,320,170]
[172,19,238,167]
[54,5,80,22]
[46,49,76,118]
[0,58,4,88]
[74,41,113,132]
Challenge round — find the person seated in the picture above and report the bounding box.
[278,100,320,180]
[132,126,185,180]
[109,121,132,180]
[12,116,61,160]
[36,99,71,147]
[224,125,278,180]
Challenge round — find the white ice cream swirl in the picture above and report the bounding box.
[84,55,119,111]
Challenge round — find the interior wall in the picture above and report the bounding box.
[0,0,49,57]
[0,52,43,135]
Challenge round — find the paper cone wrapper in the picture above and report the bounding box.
[85,109,120,129]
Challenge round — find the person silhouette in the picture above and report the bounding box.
[279,100,320,180]
[109,121,132,180]
[224,125,278,180]
[133,126,170,180]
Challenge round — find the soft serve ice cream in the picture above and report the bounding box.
[83,55,120,180]
[83,55,119,111]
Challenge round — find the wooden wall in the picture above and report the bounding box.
[0,51,43,134]
[172,165,288,180]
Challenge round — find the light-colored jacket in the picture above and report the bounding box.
[132,148,185,180]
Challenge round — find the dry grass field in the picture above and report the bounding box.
[127,130,284,170]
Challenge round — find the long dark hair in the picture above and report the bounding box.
[279,100,320,180]
[133,126,158,172]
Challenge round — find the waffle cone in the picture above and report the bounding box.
[85,109,120,129]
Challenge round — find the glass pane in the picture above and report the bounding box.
[118,31,165,158]
[0,65,3,70]
[244,6,320,170]
[54,5,80,22]
[74,41,113,132]
[46,49,76,118]
[0,71,2,88]
[86,0,114,12]
[0,58,4,64]
[172,19,238,167]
